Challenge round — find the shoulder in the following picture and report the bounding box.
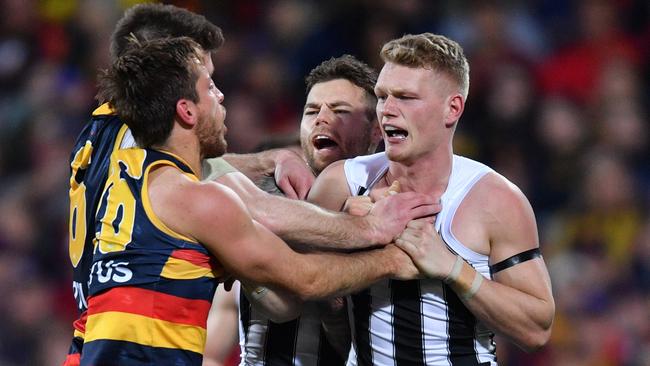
[308,160,350,210]
[469,172,539,259]
[149,166,250,239]
[476,172,534,218]
[318,160,347,182]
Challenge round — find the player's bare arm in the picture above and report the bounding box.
[216,164,440,250]
[396,173,554,351]
[222,147,314,199]
[149,165,418,300]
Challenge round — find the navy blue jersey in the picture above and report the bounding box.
[68,104,127,320]
[81,148,223,365]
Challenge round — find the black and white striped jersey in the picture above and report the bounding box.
[236,174,348,366]
[343,153,497,366]
[237,285,347,366]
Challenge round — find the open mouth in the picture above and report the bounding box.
[384,125,408,140]
[312,135,339,150]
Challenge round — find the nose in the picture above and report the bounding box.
[378,96,397,119]
[216,88,225,103]
[314,105,334,126]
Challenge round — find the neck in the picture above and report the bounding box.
[153,124,203,178]
[386,145,453,199]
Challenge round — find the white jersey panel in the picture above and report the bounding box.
[343,152,498,366]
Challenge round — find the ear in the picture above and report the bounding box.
[445,94,465,128]
[176,99,198,127]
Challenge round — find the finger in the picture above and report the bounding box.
[400,229,422,244]
[406,219,426,230]
[384,180,401,197]
[409,203,443,220]
[350,202,374,216]
[294,176,314,200]
[390,193,442,214]
[277,178,299,199]
[416,216,436,225]
[395,238,418,257]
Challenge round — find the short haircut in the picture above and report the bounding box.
[305,54,378,121]
[381,33,470,98]
[110,3,224,60]
[98,37,202,148]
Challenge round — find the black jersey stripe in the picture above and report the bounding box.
[391,279,425,366]
[351,290,373,366]
[264,318,299,365]
[240,290,251,344]
[317,324,346,366]
[444,284,481,366]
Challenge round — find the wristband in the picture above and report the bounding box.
[462,272,483,301]
[443,255,464,284]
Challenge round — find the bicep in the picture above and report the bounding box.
[307,161,351,211]
[189,184,298,285]
[487,179,552,300]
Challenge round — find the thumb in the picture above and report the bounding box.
[384,180,401,197]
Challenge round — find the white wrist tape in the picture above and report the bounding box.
[462,272,484,301]
[443,255,464,284]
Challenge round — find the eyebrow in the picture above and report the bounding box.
[375,86,410,95]
[304,101,353,110]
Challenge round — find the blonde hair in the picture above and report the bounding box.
[381,33,470,98]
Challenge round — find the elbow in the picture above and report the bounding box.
[517,310,555,352]
[293,275,326,301]
[256,293,304,323]
[518,327,552,352]
[265,306,302,323]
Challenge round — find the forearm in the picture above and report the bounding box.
[251,194,378,250]
[240,281,303,323]
[448,261,554,351]
[215,172,377,249]
[272,247,397,300]
[221,151,275,181]
[222,148,301,182]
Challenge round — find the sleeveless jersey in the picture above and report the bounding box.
[236,175,347,366]
[344,152,497,366]
[80,148,223,366]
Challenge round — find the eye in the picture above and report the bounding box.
[333,109,350,114]
[397,94,415,100]
[304,109,317,116]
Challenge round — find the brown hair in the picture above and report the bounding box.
[305,54,378,122]
[110,3,224,60]
[98,37,203,148]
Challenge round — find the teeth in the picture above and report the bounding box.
[383,125,407,140]
[315,135,330,140]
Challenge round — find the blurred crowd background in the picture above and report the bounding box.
[0,0,648,365]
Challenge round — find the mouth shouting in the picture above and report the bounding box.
[383,124,408,142]
[312,134,339,151]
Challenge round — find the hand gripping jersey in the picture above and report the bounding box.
[236,175,347,366]
[344,152,498,366]
[80,148,223,366]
